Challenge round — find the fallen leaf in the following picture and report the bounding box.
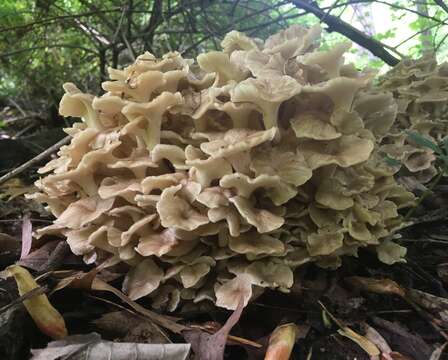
[406,289,448,324]
[183,297,245,360]
[372,317,431,360]
[17,241,60,271]
[20,214,32,259]
[1,265,67,339]
[30,332,190,360]
[92,277,186,334]
[264,323,299,360]
[430,342,447,360]
[0,232,20,251]
[319,301,380,357]
[338,327,380,357]
[0,232,21,264]
[345,277,406,297]
[390,352,415,360]
[0,305,28,360]
[363,323,393,360]
[93,310,169,343]
[51,256,119,293]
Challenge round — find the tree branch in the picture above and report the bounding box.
[434,0,448,14]
[0,136,71,186]
[142,0,163,51]
[290,0,400,66]
[0,8,122,33]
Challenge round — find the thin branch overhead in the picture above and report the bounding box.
[290,0,400,65]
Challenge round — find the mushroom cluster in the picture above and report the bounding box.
[30,25,414,311]
[379,55,448,185]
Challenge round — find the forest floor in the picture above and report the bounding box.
[1,106,448,360]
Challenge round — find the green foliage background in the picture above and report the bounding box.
[0,0,447,124]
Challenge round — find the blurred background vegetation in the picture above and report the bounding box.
[0,0,447,171]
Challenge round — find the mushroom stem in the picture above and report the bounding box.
[261,103,281,130]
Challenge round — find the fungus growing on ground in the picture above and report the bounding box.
[30,24,414,311]
[379,55,448,185]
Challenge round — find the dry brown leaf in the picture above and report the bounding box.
[372,317,431,360]
[345,276,406,297]
[93,311,169,343]
[264,323,299,360]
[91,277,186,334]
[17,241,60,271]
[0,232,21,254]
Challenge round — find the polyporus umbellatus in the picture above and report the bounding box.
[30,24,414,311]
[379,55,448,185]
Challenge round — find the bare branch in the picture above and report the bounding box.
[142,0,163,50]
[0,136,71,186]
[434,0,448,14]
[290,0,400,66]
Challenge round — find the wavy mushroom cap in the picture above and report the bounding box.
[30,24,414,311]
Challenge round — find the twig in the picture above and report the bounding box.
[403,295,448,341]
[12,123,37,139]
[436,31,448,51]
[88,294,172,343]
[0,135,71,186]
[181,0,292,54]
[291,0,400,66]
[0,286,47,315]
[8,99,27,117]
[434,0,448,14]
[0,8,123,33]
[5,114,43,125]
[394,18,447,48]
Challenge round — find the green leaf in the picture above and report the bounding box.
[441,137,448,156]
[406,131,441,154]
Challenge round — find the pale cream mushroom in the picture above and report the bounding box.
[157,184,209,231]
[231,76,301,129]
[122,258,164,300]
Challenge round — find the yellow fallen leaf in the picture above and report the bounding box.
[318,301,380,357]
[2,265,67,339]
[338,327,380,356]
